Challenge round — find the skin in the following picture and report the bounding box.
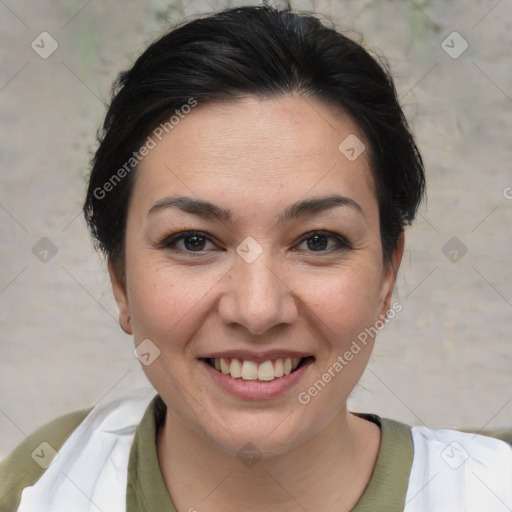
[109,94,404,512]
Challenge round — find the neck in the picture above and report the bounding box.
[156,405,381,512]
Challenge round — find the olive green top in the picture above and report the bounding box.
[1,395,510,512]
[124,396,414,511]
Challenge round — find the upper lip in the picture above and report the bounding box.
[199,350,314,363]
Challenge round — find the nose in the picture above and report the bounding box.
[218,251,299,336]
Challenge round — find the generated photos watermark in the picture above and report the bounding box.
[297,301,403,405]
[93,98,198,200]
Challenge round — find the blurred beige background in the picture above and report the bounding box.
[1,0,511,459]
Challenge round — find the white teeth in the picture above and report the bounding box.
[274,359,284,377]
[257,360,275,381]
[220,358,230,375]
[209,356,306,381]
[230,358,242,378]
[283,358,292,375]
[241,360,258,380]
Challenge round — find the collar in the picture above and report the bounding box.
[126,396,413,512]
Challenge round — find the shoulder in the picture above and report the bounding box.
[410,425,512,465]
[1,389,158,512]
[405,426,512,511]
[461,426,512,446]
[0,407,92,512]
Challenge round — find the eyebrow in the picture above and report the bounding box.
[147,194,366,224]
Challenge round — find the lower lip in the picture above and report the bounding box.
[200,359,314,400]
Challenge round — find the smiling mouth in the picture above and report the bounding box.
[202,356,315,382]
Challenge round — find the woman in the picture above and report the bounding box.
[1,4,511,511]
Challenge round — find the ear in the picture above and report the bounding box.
[108,257,133,335]
[378,231,405,318]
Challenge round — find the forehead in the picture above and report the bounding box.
[132,94,376,219]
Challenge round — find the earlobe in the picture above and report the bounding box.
[107,257,133,335]
[379,232,405,317]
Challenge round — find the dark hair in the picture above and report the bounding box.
[83,4,425,277]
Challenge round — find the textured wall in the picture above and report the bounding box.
[1,0,511,459]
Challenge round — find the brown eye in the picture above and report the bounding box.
[181,234,207,251]
[296,231,351,253]
[159,231,216,253]
[307,233,329,251]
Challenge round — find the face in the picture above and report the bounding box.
[110,94,402,455]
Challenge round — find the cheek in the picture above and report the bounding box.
[296,267,382,415]
[126,258,223,344]
[308,264,383,340]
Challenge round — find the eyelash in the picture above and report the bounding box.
[156,230,352,255]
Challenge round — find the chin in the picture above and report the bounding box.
[203,409,316,459]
